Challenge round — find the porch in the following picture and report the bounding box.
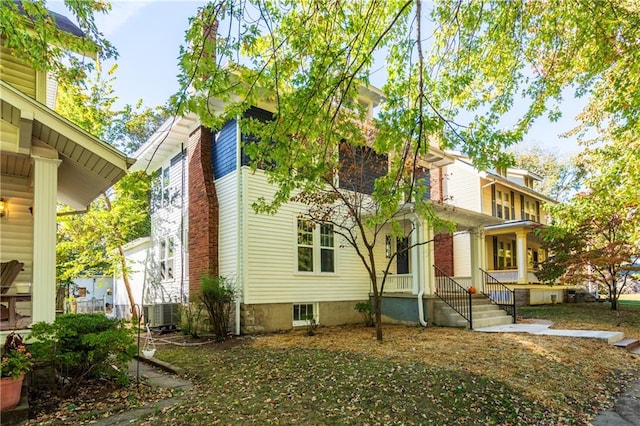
[380,272,568,306]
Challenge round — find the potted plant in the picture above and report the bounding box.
[1,333,32,411]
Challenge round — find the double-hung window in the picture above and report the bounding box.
[159,236,175,280]
[297,219,335,273]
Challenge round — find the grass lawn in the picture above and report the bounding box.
[27,303,640,425]
[128,302,640,425]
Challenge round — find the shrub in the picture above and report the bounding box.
[303,314,319,336]
[355,301,375,327]
[29,314,136,395]
[180,301,207,338]
[199,276,236,341]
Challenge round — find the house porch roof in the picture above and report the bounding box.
[0,80,130,208]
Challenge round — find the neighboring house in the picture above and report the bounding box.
[0,9,129,335]
[426,154,561,306]
[436,154,556,284]
[71,275,114,314]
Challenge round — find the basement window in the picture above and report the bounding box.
[293,303,317,326]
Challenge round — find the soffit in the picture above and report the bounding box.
[0,80,129,208]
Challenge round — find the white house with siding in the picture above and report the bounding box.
[134,74,557,333]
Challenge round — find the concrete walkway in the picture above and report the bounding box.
[475,320,625,344]
[90,356,192,425]
[475,320,640,425]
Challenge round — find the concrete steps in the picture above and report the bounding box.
[614,338,640,355]
[433,296,514,329]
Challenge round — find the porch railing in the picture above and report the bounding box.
[480,269,516,323]
[378,274,413,293]
[484,270,540,284]
[434,265,473,330]
[76,297,105,314]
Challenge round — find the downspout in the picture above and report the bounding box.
[416,219,427,326]
[234,117,242,336]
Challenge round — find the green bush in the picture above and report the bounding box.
[180,301,207,338]
[200,275,236,341]
[355,301,375,327]
[29,314,136,395]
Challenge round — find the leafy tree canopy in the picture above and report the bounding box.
[0,0,117,85]
[508,146,579,202]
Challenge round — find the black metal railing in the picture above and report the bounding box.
[480,269,517,323]
[433,265,473,329]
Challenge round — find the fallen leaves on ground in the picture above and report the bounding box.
[145,324,638,425]
[28,373,178,425]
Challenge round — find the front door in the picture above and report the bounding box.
[396,237,409,274]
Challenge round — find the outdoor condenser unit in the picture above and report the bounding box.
[143,303,180,328]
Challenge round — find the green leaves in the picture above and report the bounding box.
[0,0,116,87]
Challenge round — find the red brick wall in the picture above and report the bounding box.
[434,232,454,276]
[188,126,218,297]
[429,167,443,202]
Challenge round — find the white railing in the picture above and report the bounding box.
[485,270,540,284]
[378,274,413,293]
[75,297,105,313]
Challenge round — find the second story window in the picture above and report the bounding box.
[521,197,540,222]
[494,190,513,220]
[159,236,175,280]
[162,167,171,207]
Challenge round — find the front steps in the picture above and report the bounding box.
[433,295,514,329]
[614,338,640,355]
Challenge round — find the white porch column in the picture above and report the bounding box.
[423,225,436,294]
[515,230,528,284]
[31,154,61,324]
[411,218,419,295]
[469,227,485,290]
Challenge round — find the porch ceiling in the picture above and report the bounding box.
[0,81,130,209]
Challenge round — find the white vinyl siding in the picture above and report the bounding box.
[443,163,482,211]
[453,232,471,277]
[242,169,369,304]
[215,172,238,283]
[0,178,33,285]
[0,46,37,99]
[149,150,187,303]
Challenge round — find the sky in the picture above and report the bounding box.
[49,0,583,158]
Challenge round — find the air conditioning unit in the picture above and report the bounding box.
[143,303,180,328]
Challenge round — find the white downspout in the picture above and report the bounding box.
[234,117,242,336]
[416,219,427,326]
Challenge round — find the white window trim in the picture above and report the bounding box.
[294,218,337,275]
[159,235,175,281]
[292,302,319,327]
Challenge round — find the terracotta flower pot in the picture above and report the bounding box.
[0,373,24,411]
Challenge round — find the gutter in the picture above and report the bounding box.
[416,219,427,326]
[234,116,242,336]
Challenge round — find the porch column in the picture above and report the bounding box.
[424,225,436,294]
[411,218,419,294]
[469,227,484,290]
[31,153,61,324]
[515,230,528,284]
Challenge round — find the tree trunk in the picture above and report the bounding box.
[103,193,139,320]
[374,293,383,342]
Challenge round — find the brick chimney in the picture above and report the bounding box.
[188,126,218,296]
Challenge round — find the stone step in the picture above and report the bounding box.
[454,314,514,329]
[442,307,509,321]
[614,338,640,353]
